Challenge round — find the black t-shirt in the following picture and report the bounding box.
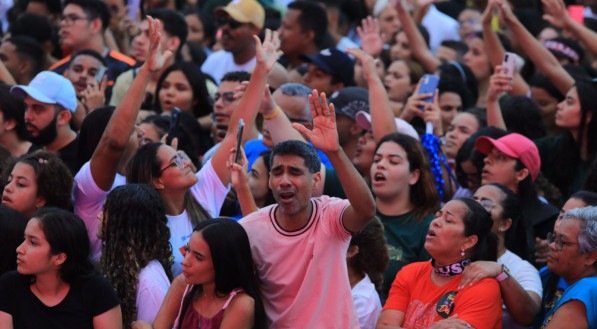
[0,271,120,329]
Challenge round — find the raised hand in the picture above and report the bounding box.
[481,0,496,26]
[494,0,516,25]
[144,16,174,72]
[422,93,443,136]
[227,147,249,191]
[487,65,512,103]
[542,0,572,29]
[255,29,283,72]
[346,48,377,83]
[357,17,384,57]
[401,81,431,121]
[80,75,106,113]
[292,90,340,153]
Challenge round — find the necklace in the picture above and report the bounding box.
[432,258,471,277]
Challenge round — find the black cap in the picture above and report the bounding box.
[301,48,355,87]
[328,87,369,120]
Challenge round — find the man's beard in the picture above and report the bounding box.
[27,116,58,146]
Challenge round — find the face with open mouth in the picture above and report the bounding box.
[424,200,470,260]
[370,141,418,200]
[269,154,319,217]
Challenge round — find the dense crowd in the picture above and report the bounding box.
[0,0,596,328]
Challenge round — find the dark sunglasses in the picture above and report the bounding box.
[217,16,244,29]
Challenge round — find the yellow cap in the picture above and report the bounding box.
[215,0,265,30]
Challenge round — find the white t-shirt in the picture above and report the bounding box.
[136,260,170,322]
[168,160,229,276]
[352,274,382,329]
[240,196,359,329]
[421,5,461,53]
[201,50,256,84]
[73,161,126,263]
[498,249,543,329]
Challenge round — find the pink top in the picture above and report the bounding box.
[240,196,359,329]
[179,289,242,329]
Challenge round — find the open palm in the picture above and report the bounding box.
[145,16,173,72]
[292,90,340,153]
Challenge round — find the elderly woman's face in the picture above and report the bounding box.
[425,200,473,262]
[547,218,593,282]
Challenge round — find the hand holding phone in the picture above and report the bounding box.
[417,74,439,105]
[165,107,181,145]
[94,66,107,84]
[234,119,245,164]
[502,52,516,78]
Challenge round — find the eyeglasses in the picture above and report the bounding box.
[216,16,244,29]
[159,151,186,174]
[475,198,497,212]
[214,91,235,105]
[547,232,578,251]
[60,14,90,25]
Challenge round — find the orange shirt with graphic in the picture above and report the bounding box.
[385,261,502,329]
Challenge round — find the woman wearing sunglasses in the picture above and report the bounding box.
[377,198,502,329]
[126,29,282,276]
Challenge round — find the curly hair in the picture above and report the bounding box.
[99,184,173,326]
[348,217,389,292]
[1,151,73,214]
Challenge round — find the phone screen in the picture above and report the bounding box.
[502,52,516,78]
[234,119,245,164]
[166,108,181,145]
[94,66,107,83]
[418,74,439,104]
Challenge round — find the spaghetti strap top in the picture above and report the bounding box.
[177,288,243,329]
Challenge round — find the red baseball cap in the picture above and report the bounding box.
[475,133,541,181]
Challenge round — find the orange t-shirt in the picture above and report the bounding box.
[385,261,502,329]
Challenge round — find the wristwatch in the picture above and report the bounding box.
[496,265,511,282]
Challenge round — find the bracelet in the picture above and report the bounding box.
[263,106,281,120]
[496,265,510,282]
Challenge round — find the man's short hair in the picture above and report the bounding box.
[287,1,328,48]
[0,84,28,140]
[146,8,188,51]
[278,82,311,98]
[221,71,251,83]
[271,140,321,174]
[440,40,469,59]
[9,13,54,45]
[69,49,106,67]
[25,0,62,15]
[6,36,45,75]
[64,0,110,31]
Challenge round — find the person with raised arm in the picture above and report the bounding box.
[240,89,376,328]
[73,16,173,263]
[126,29,282,276]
